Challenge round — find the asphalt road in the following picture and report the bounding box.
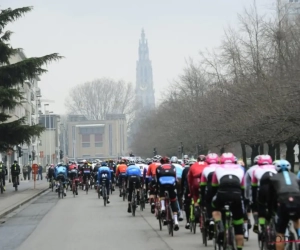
[0,187,259,250]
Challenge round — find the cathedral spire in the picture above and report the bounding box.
[135,29,155,112]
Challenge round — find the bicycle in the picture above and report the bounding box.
[72,178,78,198]
[85,177,89,194]
[131,181,137,216]
[165,190,174,236]
[0,177,3,194]
[284,218,300,250]
[13,175,18,191]
[102,179,107,206]
[257,217,276,250]
[122,178,127,201]
[154,196,162,231]
[189,200,198,234]
[200,206,209,247]
[140,185,146,211]
[57,179,64,199]
[214,202,236,250]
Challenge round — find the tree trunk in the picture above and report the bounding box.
[250,144,259,165]
[268,142,276,162]
[275,143,280,159]
[285,140,296,172]
[220,147,225,155]
[259,143,264,154]
[241,143,247,168]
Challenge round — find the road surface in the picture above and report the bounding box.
[0,187,259,250]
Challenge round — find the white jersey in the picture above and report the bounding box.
[252,165,277,187]
[244,165,259,200]
[212,164,244,186]
[202,164,218,181]
[136,163,148,177]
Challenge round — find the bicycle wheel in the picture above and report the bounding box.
[168,205,174,236]
[61,185,64,199]
[158,210,162,231]
[0,180,3,194]
[201,212,207,246]
[86,181,89,194]
[98,186,101,199]
[14,177,18,191]
[52,180,54,192]
[103,187,107,206]
[132,190,136,217]
[72,183,75,198]
[140,189,144,211]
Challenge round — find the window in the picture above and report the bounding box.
[82,134,90,147]
[95,134,103,147]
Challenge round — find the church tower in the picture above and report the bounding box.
[135,29,155,112]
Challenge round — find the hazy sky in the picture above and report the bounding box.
[2,0,275,114]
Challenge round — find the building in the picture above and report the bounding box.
[38,114,61,165]
[0,51,41,169]
[135,29,155,112]
[66,114,127,160]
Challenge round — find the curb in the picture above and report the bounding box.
[0,187,50,219]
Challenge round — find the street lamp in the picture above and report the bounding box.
[43,104,49,165]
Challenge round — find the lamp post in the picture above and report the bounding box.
[43,104,49,165]
[49,111,53,164]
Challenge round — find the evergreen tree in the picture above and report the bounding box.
[0,6,62,151]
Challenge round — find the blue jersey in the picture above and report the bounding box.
[98,166,111,182]
[297,171,300,179]
[55,166,67,178]
[126,165,140,177]
[173,163,183,179]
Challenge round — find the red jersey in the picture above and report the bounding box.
[188,161,208,188]
[69,164,77,170]
[147,162,160,177]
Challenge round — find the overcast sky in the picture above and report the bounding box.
[2,0,275,114]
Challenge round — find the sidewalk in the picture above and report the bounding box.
[0,178,49,218]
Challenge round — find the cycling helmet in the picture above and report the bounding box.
[128,160,135,166]
[101,162,107,167]
[197,155,206,162]
[188,158,196,166]
[160,156,170,164]
[253,155,260,165]
[170,156,178,163]
[220,153,235,164]
[183,155,189,159]
[206,153,219,164]
[273,159,290,171]
[257,155,272,165]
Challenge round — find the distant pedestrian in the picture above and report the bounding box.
[37,164,43,180]
[22,165,28,180]
[27,165,31,180]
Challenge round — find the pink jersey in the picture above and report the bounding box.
[251,164,277,187]
[212,163,245,188]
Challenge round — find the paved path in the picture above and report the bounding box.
[0,178,49,218]
[0,188,258,250]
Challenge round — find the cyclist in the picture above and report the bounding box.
[144,158,152,203]
[81,160,92,191]
[126,160,141,213]
[211,152,245,250]
[108,159,116,191]
[147,155,161,213]
[136,159,148,202]
[156,156,179,231]
[93,162,100,189]
[11,160,20,188]
[183,155,189,166]
[55,164,68,196]
[98,162,111,204]
[244,155,260,236]
[251,154,276,234]
[0,161,7,191]
[47,164,55,188]
[116,159,128,197]
[268,160,300,250]
[69,164,79,195]
[187,155,208,221]
[171,156,184,221]
[181,158,196,229]
[200,153,220,239]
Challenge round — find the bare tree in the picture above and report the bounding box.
[66,78,134,122]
